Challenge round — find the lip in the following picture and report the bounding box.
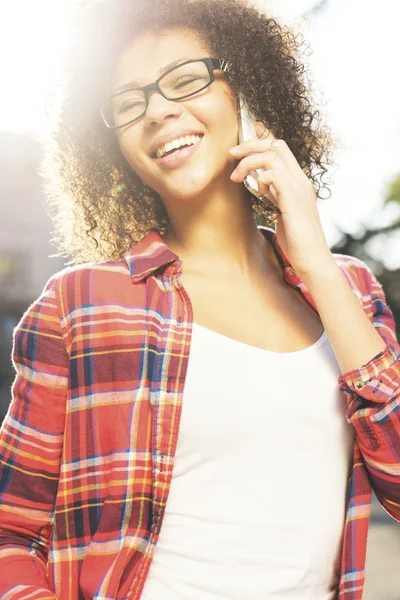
[149,129,204,157]
[153,135,203,169]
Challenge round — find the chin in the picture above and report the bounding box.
[154,169,218,201]
[168,183,212,200]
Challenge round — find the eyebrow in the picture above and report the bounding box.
[114,57,193,94]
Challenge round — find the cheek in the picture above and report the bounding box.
[117,132,148,177]
[212,97,239,145]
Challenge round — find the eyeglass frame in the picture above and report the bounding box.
[101,56,231,129]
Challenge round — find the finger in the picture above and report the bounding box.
[254,172,281,212]
[258,170,281,189]
[258,169,294,204]
[256,179,278,205]
[229,140,274,158]
[230,129,276,157]
[230,136,302,180]
[230,152,286,183]
[267,139,304,176]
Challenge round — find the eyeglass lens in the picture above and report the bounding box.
[104,60,211,128]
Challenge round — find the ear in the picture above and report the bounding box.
[254,121,274,142]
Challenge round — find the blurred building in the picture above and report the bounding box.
[0,132,64,417]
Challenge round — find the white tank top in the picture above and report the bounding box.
[141,323,355,600]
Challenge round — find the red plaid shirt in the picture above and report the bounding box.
[0,227,399,599]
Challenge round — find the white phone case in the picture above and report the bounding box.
[237,96,280,216]
[238,99,262,198]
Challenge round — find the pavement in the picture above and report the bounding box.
[363,494,400,600]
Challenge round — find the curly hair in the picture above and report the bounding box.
[42,0,334,263]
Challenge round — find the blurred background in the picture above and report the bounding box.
[0,0,399,597]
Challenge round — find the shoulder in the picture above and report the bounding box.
[332,252,376,291]
[332,252,388,318]
[43,255,140,317]
[53,256,129,286]
[34,257,145,352]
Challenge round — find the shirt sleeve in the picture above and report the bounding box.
[338,261,400,521]
[0,275,68,598]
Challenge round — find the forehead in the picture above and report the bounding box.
[113,28,211,89]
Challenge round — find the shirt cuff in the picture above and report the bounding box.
[338,343,400,403]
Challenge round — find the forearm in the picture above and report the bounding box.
[302,259,386,374]
[302,256,400,520]
[0,275,67,600]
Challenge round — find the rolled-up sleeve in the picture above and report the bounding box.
[338,263,400,521]
[0,275,68,598]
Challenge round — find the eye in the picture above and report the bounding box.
[117,99,143,113]
[173,76,201,89]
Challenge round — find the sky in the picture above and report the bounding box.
[0,1,70,133]
[1,0,400,267]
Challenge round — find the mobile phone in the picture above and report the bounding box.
[237,96,280,217]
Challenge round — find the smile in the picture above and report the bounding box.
[153,134,204,169]
[154,134,203,159]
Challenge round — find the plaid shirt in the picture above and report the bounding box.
[0,227,399,600]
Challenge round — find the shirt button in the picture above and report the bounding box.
[355,382,365,390]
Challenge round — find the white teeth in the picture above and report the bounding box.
[155,134,202,159]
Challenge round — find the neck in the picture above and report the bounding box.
[161,178,275,278]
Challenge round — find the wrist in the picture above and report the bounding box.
[298,254,340,287]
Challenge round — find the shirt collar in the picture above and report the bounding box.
[122,226,297,284]
[122,229,178,283]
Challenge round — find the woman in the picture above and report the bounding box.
[0,0,399,599]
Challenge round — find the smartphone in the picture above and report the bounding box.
[237,96,280,216]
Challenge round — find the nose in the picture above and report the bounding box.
[144,90,183,126]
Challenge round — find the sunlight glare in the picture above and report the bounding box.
[0,0,70,133]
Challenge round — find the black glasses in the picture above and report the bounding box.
[101,57,230,129]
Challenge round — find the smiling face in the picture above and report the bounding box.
[113,28,239,205]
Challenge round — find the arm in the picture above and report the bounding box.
[303,257,400,521]
[0,275,68,598]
